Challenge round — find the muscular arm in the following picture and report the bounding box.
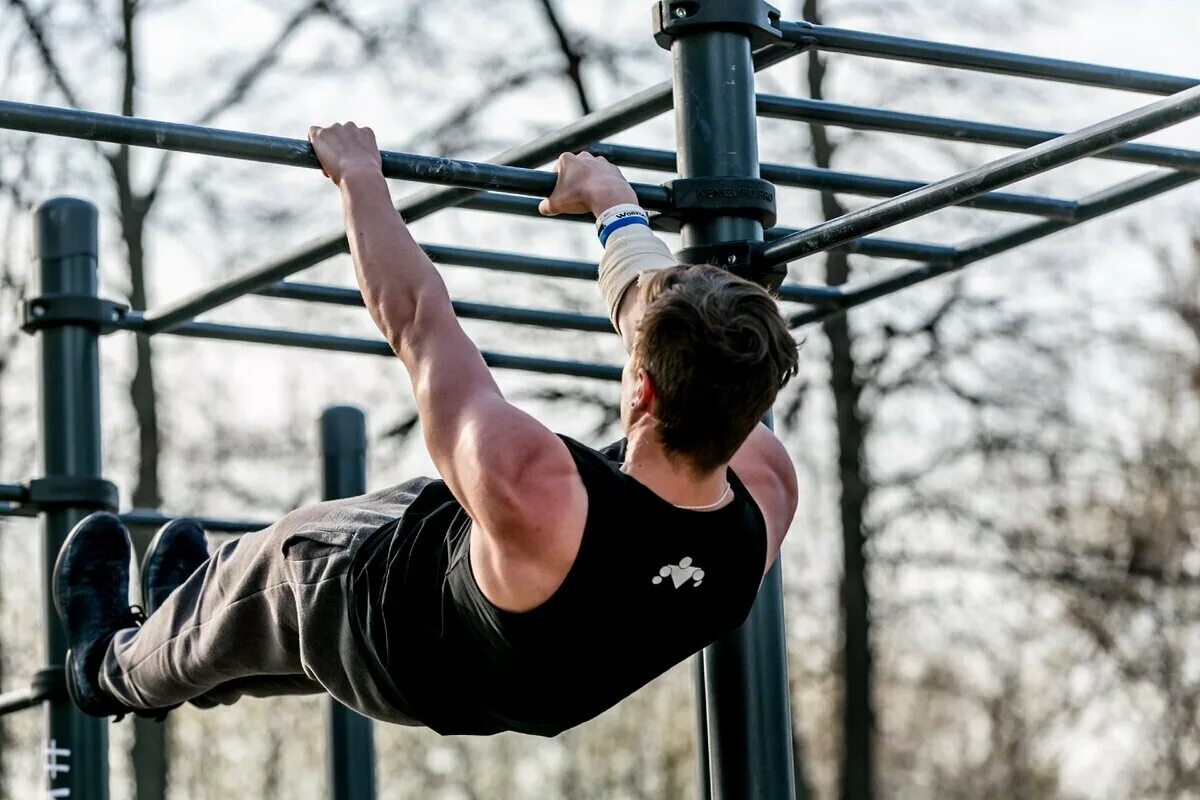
[310,123,580,550]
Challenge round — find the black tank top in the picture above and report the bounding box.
[347,435,768,737]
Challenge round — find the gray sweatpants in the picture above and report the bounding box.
[99,484,425,725]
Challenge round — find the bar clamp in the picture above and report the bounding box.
[25,476,120,513]
[22,293,128,334]
[664,176,777,229]
[652,0,782,49]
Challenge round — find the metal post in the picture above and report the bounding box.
[661,3,797,798]
[35,197,109,799]
[320,407,376,800]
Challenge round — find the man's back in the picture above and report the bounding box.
[348,436,769,737]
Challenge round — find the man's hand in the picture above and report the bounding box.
[538,151,638,217]
[308,122,383,188]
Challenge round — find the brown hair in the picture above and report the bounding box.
[633,265,799,473]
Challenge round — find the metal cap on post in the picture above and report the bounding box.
[33,197,110,799]
[653,2,798,798]
[319,406,376,800]
[653,0,789,292]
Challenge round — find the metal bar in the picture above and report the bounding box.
[429,241,844,306]
[590,142,1079,219]
[0,503,37,518]
[256,281,615,334]
[789,169,1199,327]
[130,42,804,338]
[667,11,796,799]
[0,685,49,716]
[138,200,924,334]
[118,510,269,535]
[760,84,1200,267]
[321,407,377,800]
[757,94,1200,174]
[423,244,596,280]
[34,197,109,798]
[0,483,26,503]
[394,40,798,223]
[464,191,959,264]
[779,21,1198,95]
[114,313,623,382]
[0,100,670,211]
[765,224,959,265]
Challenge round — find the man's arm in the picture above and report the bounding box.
[541,153,797,567]
[308,123,578,549]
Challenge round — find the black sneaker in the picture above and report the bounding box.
[52,512,141,718]
[140,518,208,615]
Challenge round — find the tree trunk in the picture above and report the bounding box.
[803,1,876,799]
[113,3,167,798]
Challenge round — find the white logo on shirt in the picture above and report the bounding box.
[652,556,705,589]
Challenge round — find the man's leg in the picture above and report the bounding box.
[97,485,427,724]
[100,524,315,710]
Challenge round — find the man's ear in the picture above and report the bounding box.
[636,368,656,411]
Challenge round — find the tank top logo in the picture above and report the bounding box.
[652,556,705,589]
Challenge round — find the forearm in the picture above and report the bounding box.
[599,220,676,351]
[338,169,450,355]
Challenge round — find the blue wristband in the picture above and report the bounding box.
[599,214,651,247]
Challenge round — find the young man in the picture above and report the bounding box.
[53,123,800,736]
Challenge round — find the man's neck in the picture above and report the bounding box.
[622,426,729,508]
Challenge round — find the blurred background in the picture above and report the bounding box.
[1,0,1199,798]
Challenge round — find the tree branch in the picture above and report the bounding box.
[535,0,592,114]
[4,0,84,108]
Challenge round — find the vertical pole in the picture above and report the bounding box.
[35,197,109,799]
[320,407,376,800]
[667,9,797,800]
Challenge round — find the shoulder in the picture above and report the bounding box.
[729,428,797,572]
[469,425,587,554]
[466,430,590,612]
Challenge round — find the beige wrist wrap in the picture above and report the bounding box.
[598,224,676,334]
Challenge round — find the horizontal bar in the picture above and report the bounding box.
[120,510,270,535]
[257,281,614,333]
[790,169,1199,326]
[464,191,958,264]
[761,84,1200,266]
[757,95,1200,174]
[0,686,48,716]
[0,483,26,503]
[424,243,596,280]
[131,41,804,336]
[426,239,844,305]
[590,142,1078,219]
[780,21,1198,95]
[765,224,959,265]
[115,313,623,381]
[0,100,672,211]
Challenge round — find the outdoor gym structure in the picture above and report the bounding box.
[0,1,1198,798]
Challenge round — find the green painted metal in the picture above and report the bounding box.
[664,5,797,798]
[35,197,109,799]
[321,407,377,800]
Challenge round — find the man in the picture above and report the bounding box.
[53,123,800,736]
